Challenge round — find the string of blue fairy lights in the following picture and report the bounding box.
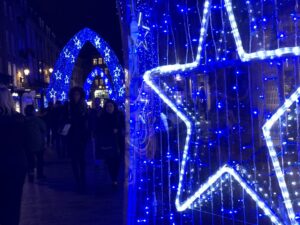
[123,0,300,224]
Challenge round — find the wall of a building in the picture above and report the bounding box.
[0,0,59,110]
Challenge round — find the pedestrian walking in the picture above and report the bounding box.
[52,101,64,157]
[95,99,122,186]
[88,98,102,165]
[0,85,27,225]
[44,101,54,147]
[24,105,47,181]
[64,87,89,192]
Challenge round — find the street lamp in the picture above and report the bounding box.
[49,68,53,73]
[23,68,30,76]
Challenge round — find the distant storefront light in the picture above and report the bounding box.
[23,68,30,76]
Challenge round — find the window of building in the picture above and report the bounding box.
[93,58,98,65]
[7,61,11,75]
[98,58,103,65]
[105,68,109,74]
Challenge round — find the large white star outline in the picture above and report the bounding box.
[143,0,300,224]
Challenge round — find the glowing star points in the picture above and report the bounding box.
[137,12,150,50]
[73,36,82,49]
[70,55,75,63]
[91,71,97,78]
[119,86,125,97]
[54,71,62,80]
[114,67,121,77]
[94,36,101,48]
[64,76,69,84]
[60,91,66,101]
[104,47,111,62]
[49,88,56,99]
[142,0,300,224]
[64,48,71,58]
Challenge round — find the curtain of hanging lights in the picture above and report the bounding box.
[118,0,300,224]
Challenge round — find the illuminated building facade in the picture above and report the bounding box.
[0,0,59,111]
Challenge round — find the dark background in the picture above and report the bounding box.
[28,0,123,61]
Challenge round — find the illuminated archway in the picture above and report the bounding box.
[47,28,125,106]
[83,66,114,101]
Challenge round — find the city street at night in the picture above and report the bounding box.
[20,148,124,225]
[2,0,300,225]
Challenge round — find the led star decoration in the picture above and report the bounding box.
[49,88,56,99]
[70,55,75,63]
[113,67,121,77]
[262,88,300,225]
[64,76,69,84]
[91,71,97,78]
[64,49,71,58]
[94,36,101,48]
[137,12,150,50]
[54,70,62,80]
[143,0,300,224]
[47,28,125,106]
[73,36,82,49]
[104,47,111,62]
[60,91,66,101]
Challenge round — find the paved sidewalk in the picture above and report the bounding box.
[20,150,125,225]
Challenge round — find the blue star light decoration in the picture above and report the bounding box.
[83,66,115,101]
[143,0,300,224]
[137,12,150,51]
[47,28,125,105]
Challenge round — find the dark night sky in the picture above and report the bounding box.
[28,0,123,62]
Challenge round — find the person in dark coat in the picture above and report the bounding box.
[66,87,89,191]
[24,105,47,181]
[117,109,125,160]
[44,101,54,147]
[52,101,64,157]
[0,85,27,225]
[95,99,122,186]
[87,98,102,164]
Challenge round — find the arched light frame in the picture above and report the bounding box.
[83,66,115,101]
[47,28,125,106]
